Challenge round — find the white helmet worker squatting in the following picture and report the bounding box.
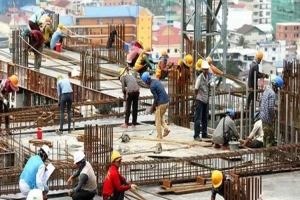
[73,151,85,164]
[26,189,43,200]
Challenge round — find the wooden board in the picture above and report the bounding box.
[158,183,212,195]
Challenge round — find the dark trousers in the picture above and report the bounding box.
[72,190,95,200]
[138,65,149,77]
[125,92,139,125]
[0,100,9,131]
[59,93,72,131]
[247,91,258,116]
[29,21,41,31]
[247,140,263,148]
[45,42,50,48]
[194,100,208,138]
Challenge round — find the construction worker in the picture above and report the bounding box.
[133,47,153,77]
[29,5,47,31]
[118,67,140,128]
[212,109,240,150]
[141,72,170,139]
[195,58,203,77]
[155,50,172,80]
[22,28,45,71]
[194,61,210,141]
[66,151,97,200]
[260,76,283,148]
[177,54,193,82]
[26,189,44,200]
[211,170,243,200]
[247,51,269,114]
[241,111,264,148]
[206,56,224,82]
[50,23,68,51]
[19,145,50,199]
[126,40,143,67]
[40,16,53,48]
[56,75,73,135]
[102,151,138,200]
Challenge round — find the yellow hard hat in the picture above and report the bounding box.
[8,75,19,91]
[256,51,263,60]
[177,59,183,66]
[40,4,46,10]
[58,23,63,29]
[57,75,63,81]
[211,170,223,188]
[161,50,168,56]
[118,68,126,76]
[196,59,203,70]
[206,56,213,65]
[183,54,193,68]
[111,151,122,163]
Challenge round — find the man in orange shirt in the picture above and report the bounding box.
[102,151,138,200]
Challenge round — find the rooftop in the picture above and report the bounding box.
[59,16,74,26]
[50,0,71,7]
[236,24,262,35]
[276,22,300,26]
[20,5,55,14]
[80,5,143,18]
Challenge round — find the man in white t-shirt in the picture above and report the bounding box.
[242,112,264,148]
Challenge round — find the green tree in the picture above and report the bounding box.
[236,36,250,48]
[216,60,240,77]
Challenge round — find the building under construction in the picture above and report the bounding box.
[0,1,300,199]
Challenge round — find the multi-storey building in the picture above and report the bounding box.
[251,0,271,25]
[100,0,135,6]
[276,22,300,44]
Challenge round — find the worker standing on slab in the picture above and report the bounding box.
[155,50,172,81]
[126,40,143,68]
[40,16,53,48]
[118,67,140,128]
[141,72,170,139]
[247,51,269,115]
[194,61,210,141]
[50,23,68,51]
[211,170,244,200]
[19,145,50,199]
[67,151,97,200]
[259,76,283,148]
[56,75,73,134]
[212,109,240,150]
[22,28,45,71]
[133,47,153,77]
[28,5,47,31]
[241,111,264,148]
[102,151,138,200]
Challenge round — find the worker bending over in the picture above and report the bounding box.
[118,67,140,128]
[126,40,143,67]
[155,50,172,80]
[67,151,97,200]
[40,16,53,48]
[50,23,68,51]
[212,109,240,150]
[102,151,138,200]
[133,47,153,77]
[29,5,46,31]
[241,112,264,148]
[19,145,50,199]
[22,28,45,71]
[56,75,73,135]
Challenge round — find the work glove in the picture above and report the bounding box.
[131,184,138,190]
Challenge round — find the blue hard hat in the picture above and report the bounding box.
[141,72,150,84]
[22,28,30,37]
[272,76,283,88]
[226,109,234,117]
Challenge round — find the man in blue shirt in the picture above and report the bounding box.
[50,24,68,51]
[19,145,50,199]
[259,76,283,148]
[56,75,73,134]
[141,72,170,139]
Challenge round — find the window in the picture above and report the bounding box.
[270,70,273,74]
[264,48,267,51]
[167,49,170,53]
[272,57,275,61]
[272,48,276,51]
[285,27,287,30]
[174,49,178,53]
[100,39,103,44]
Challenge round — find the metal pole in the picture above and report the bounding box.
[240,95,244,138]
[221,0,228,88]
[285,94,288,143]
[180,0,186,59]
[277,89,281,146]
[211,78,216,128]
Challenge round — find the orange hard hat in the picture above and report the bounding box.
[206,56,213,65]
[8,75,19,91]
[161,50,168,56]
[256,51,263,60]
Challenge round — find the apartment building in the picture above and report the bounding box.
[251,0,271,25]
[276,22,300,44]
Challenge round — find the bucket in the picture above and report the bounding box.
[228,141,240,151]
[56,42,61,53]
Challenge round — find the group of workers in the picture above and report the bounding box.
[21,5,68,71]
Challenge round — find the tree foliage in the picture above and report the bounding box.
[216,60,241,77]
[236,36,250,48]
[136,0,180,16]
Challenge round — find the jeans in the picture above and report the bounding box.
[33,45,43,70]
[125,92,139,125]
[194,100,208,138]
[72,190,95,200]
[59,93,72,131]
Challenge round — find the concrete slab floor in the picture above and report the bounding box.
[4,171,295,200]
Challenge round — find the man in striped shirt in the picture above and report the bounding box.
[259,76,283,148]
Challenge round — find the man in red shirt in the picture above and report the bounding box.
[22,28,45,71]
[102,151,138,200]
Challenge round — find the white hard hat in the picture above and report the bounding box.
[40,144,50,157]
[73,151,85,164]
[201,61,210,69]
[27,189,43,200]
